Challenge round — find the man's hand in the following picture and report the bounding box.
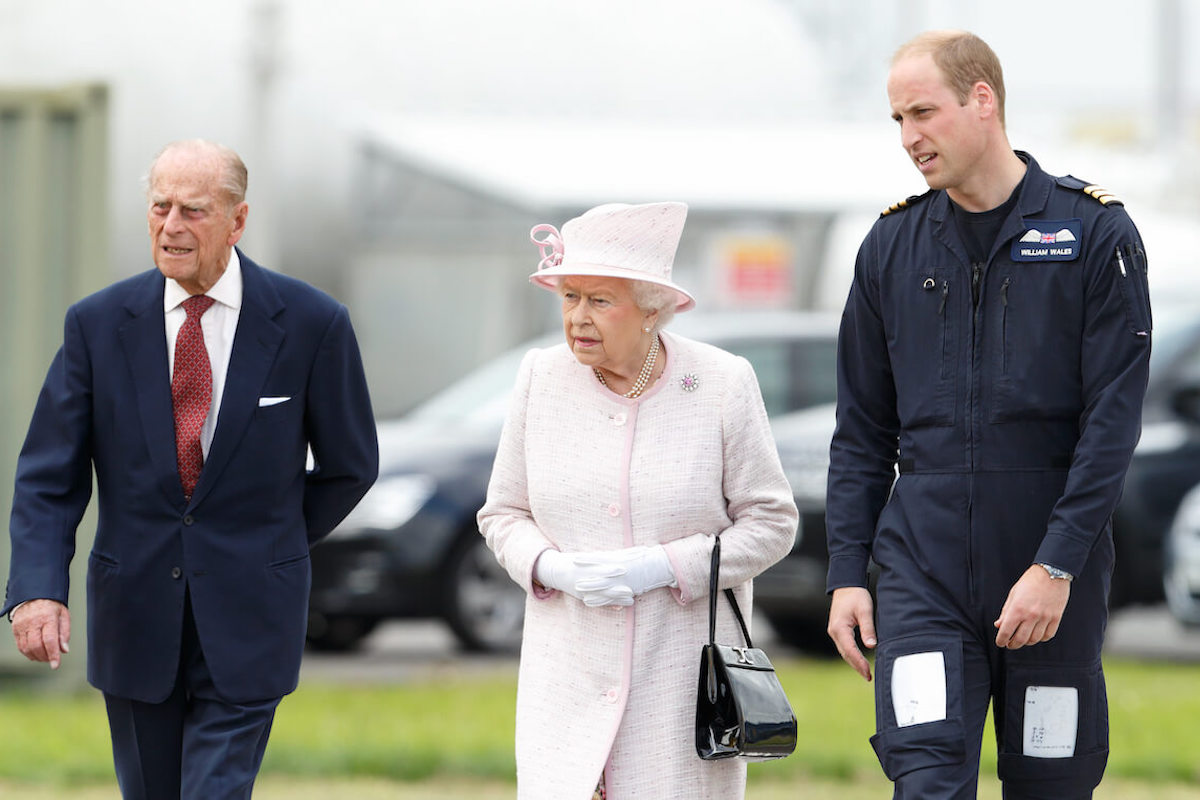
[994,565,1070,649]
[12,599,71,669]
[828,586,877,681]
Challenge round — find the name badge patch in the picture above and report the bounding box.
[1012,219,1082,262]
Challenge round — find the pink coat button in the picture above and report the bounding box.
[608,504,620,516]
[612,413,627,426]
[605,689,619,702]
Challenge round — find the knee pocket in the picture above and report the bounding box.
[870,633,967,781]
[997,660,1109,796]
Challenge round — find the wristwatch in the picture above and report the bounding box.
[1037,563,1074,582]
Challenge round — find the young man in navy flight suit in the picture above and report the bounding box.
[826,30,1151,799]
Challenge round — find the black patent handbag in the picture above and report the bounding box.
[695,534,798,760]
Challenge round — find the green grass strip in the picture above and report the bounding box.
[1,657,1198,787]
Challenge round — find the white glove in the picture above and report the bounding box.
[534,549,634,607]
[576,545,677,596]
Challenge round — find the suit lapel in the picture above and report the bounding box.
[117,270,185,504]
[188,253,285,508]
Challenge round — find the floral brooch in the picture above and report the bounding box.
[680,373,700,392]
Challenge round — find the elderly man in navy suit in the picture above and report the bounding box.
[4,139,379,799]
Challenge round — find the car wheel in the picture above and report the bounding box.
[306,612,379,652]
[1163,543,1200,628]
[762,613,839,657]
[445,534,525,653]
[1163,564,1200,627]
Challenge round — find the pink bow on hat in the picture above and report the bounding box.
[530,224,564,271]
[526,202,696,312]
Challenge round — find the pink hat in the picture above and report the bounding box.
[529,201,695,312]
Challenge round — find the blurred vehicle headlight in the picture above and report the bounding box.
[330,474,437,539]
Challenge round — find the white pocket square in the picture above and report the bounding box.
[258,396,291,407]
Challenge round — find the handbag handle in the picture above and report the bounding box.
[708,534,753,649]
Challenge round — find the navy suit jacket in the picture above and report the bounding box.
[4,251,379,703]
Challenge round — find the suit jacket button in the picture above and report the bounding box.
[183,515,194,526]
[171,567,182,580]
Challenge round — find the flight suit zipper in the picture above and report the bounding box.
[971,263,984,307]
[1000,277,1011,374]
[967,261,987,607]
[968,261,986,473]
[939,280,949,377]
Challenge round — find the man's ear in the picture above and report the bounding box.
[973,81,997,120]
[228,201,249,246]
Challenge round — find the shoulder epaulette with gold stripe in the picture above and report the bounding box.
[880,190,932,217]
[1057,174,1124,207]
[1081,184,1123,206]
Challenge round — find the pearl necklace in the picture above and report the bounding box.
[595,335,660,398]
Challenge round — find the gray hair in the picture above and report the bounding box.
[145,139,249,209]
[630,280,677,331]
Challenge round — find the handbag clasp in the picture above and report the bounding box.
[732,646,754,665]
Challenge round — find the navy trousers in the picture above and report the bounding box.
[103,591,280,800]
[869,474,1111,799]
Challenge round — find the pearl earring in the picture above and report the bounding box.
[643,327,652,333]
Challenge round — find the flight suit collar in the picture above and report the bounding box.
[927,151,1055,265]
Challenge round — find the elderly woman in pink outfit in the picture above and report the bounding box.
[477,202,798,800]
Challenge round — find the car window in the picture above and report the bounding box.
[720,338,838,417]
[406,337,554,427]
[1169,334,1200,386]
[789,338,840,410]
[401,316,839,428]
[1152,307,1200,384]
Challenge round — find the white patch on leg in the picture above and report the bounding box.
[1023,685,1078,758]
[891,651,947,727]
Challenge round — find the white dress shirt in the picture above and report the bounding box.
[163,249,243,458]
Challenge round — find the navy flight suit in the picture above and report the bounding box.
[826,152,1151,799]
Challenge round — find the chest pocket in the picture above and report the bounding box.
[989,267,1083,423]
[886,266,957,428]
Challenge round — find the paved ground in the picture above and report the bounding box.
[300,619,516,683]
[1105,603,1200,662]
[300,603,1200,683]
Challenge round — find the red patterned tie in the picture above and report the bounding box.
[173,295,216,499]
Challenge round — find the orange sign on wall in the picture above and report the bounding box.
[717,234,794,307]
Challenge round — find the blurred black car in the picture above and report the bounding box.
[1112,307,1200,607]
[307,311,840,652]
[754,402,840,651]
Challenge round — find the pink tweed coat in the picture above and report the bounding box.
[477,331,799,800]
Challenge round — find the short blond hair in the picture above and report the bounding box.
[894,30,1007,127]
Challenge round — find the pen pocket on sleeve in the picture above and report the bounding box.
[1114,244,1151,336]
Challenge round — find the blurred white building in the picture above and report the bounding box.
[1,0,1198,410]
[349,117,918,411]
